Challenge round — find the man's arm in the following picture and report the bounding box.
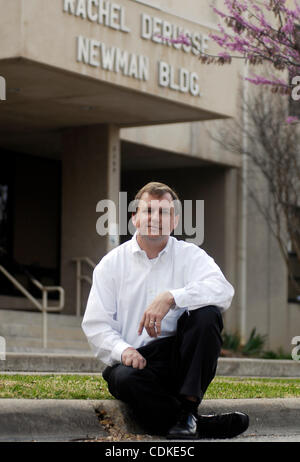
[137,291,175,338]
[169,246,234,312]
[137,247,234,338]
[82,258,133,367]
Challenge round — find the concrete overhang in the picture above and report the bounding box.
[0,0,241,133]
[0,56,232,132]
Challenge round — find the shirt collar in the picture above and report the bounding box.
[131,231,172,257]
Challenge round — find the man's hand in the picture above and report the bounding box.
[121,347,147,369]
[138,291,175,338]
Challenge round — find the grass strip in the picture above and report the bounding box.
[0,375,299,400]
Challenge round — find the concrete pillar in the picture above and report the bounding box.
[222,167,239,333]
[61,124,120,315]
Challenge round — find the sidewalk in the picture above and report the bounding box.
[0,398,299,442]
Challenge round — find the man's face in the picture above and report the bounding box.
[132,192,179,239]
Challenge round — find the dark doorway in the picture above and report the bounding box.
[0,151,61,299]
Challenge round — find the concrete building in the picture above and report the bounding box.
[0,0,299,354]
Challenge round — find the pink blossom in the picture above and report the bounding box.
[154,33,191,46]
[208,0,300,91]
[245,74,287,86]
[286,116,299,123]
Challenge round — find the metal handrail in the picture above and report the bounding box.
[0,264,65,348]
[72,257,96,316]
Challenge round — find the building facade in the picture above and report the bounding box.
[0,0,299,353]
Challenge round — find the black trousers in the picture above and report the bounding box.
[102,305,223,435]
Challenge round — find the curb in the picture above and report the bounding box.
[217,357,300,377]
[198,398,300,436]
[1,353,300,377]
[97,398,300,440]
[98,398,300,437]
[0,399,107,442]
[0,398,299,442]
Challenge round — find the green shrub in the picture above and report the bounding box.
[241,328,267,356]
[222,327,266,357]
[222,331,241,351]
[222,328,292,359]
[262,347,292,360]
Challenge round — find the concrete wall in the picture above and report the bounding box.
[121,119,242,169]
[244,163,297,352]
[61,124,120,315]
[132,0,222,27]
[0,0,241,121]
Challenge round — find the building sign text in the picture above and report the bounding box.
[64,0,208,97]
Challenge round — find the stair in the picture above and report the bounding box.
[0,310,91,353]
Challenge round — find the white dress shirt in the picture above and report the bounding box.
[82,233,234,366]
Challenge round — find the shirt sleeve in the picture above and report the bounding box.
[168,247,234,313]
[81,257,132,366]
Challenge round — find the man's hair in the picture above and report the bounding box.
[133,182,181,214]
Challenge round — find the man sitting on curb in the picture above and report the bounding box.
[82,182,249,439]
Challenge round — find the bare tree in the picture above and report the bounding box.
[209,87,300,294]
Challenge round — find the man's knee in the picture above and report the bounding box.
[187,305,223,332]
[110,364,150,393]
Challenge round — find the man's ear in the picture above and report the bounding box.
[173,213,180,230]
[131,212,137,228]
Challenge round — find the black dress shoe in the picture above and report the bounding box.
[197,411,249,439]
[166,410,199,440]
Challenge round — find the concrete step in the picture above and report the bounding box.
[0,309,89,353]
[4,338,90,353]
[0,352,101,373]
[0,323,87,341]
[0,309,83,327]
